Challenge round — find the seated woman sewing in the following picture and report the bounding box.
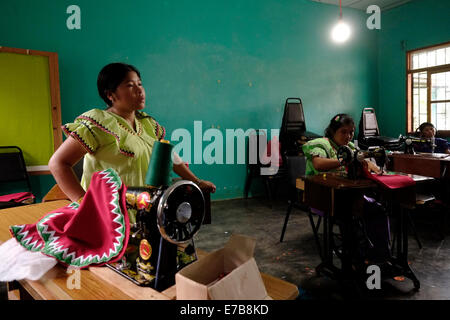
[49,62,216,203]
[414,122,450,154]
[302,114,390,270]
[302,113,380,176]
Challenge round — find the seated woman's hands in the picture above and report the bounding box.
[362,159,381,174]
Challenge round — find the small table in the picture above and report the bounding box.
[303,173,421,290]
[0,200,298,300]
[387,152,450,179]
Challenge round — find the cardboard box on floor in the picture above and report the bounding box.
[176,234,272,300]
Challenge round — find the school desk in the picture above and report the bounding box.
[387,152,450,179]
[0,200,298,300]
[302,173,422,290]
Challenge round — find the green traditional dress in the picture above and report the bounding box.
[302,137,355,176]
[62,108,166,190]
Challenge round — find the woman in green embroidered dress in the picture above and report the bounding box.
[49,63,216,202]
[303,114,390,269]
[302,113,380,176]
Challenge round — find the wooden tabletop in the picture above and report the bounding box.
[387,152,450,179]
[0,200,298,300]
[388,152,450,161]
[305,173,377,190]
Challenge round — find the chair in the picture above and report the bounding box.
[279,155,323,259]
[357,107,402,150]
[0,146,35,209]
[390,194,433,253]
[244,130,287,207]
[279,98,320,157]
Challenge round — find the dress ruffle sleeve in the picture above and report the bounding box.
[302,139,328,160]
[62,118,99,154]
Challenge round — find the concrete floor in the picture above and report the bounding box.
[193,196,450,300]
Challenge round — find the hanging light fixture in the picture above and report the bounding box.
[331,0,351,43]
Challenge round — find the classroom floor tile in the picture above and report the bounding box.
[194,197,450,300]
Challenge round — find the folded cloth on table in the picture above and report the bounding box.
[0,192,35,204]
[363,168,415,190]
[0,168,130,282]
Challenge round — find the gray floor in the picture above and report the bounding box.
[193,197,450,300]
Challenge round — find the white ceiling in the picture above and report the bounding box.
[309,0,413,11]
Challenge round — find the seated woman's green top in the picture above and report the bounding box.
[302,137,355,176]
[62,108,166,190]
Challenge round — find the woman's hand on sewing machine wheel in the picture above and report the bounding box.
[197,179,216,193]
[364,159,381,174]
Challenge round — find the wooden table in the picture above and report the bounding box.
[303,173,421,290]
[0,201,298,300]
[304,174,377,280]
[387,152,450,179]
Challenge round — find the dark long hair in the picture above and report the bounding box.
[97,63,141,107]
[324,113,355,139]
[417,122,435,134]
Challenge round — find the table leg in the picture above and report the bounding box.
[316,190,342,279]
[400,207,421,290]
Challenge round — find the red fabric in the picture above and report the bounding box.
[363,168,415,189]
[9,169,130,269]
[0,192,35,203]
[261,136,283,167]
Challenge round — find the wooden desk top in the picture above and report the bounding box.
[387,152,450,179]
[299,172,433,191]
[388,152,450,161]
[0,201,298,300]
[304,173,376,190]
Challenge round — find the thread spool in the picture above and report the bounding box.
[145,140,173,187]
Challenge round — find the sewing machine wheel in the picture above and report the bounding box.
[157,180,205,244]
[337,145,354,166]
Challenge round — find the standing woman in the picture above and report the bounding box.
[49,63,216,203]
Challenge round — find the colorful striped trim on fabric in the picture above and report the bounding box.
[117,120,142,136]
[77,115,135,158]
[62,125,96,154]
[10,225,44,252]
[154,120,166,140]
[35,168,126,268]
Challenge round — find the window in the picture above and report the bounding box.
[407,42,450,136]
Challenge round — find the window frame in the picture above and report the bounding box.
[406,41,450,137]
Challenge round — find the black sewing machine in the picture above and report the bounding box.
[107,181,205,291]
[337,145,387,180]
[398,135,435,154]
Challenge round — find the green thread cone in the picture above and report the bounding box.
[145,140,173,187]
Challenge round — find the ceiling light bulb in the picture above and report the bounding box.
[331,21,351,43]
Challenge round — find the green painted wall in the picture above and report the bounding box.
[1,0,378,201]
[377,0,450,137]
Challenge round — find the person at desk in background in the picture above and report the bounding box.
[414,122,450,154]
[49,62,216,203]
[302,113,381,176]
[302,113,391,267]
